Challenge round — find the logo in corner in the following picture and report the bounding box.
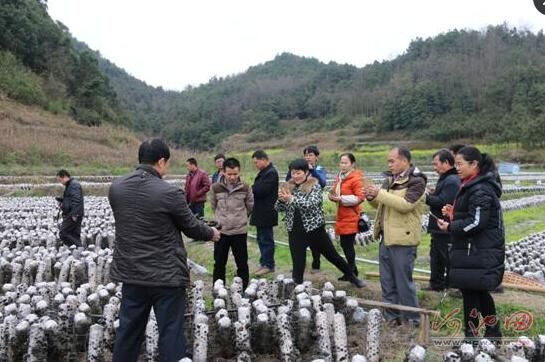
[534,0,545,15]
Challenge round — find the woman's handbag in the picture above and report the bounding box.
[358,212,370,233]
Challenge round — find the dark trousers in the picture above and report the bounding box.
[113,284,187,362]
[189,202,205,218]
[379,241,420,321]
[310,244,321,270]
[340,233,358,276]
[256,226,275,270]
[289,224,353,284]
[461,289,501,339]
[213,233,249,289]
[429,234,450,290]
[59,216,82,247]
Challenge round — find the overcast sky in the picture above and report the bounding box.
[47,0,544,91]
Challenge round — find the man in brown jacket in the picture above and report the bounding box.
[210,157,254,289]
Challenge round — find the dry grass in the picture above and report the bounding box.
[0,98,204,174]
[221,122,358,153]
[0,98,138,164]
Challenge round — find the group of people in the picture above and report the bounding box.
[182,145,366,290]
[54,139,505,361]
[363,145,504,341]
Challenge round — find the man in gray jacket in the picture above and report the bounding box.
[109,139,220,362]
[210,157,254,289]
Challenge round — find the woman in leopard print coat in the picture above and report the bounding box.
[276,159,366,288]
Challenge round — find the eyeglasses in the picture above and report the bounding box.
[455,161,474,168]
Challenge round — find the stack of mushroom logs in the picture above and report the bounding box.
[2,192,545,360]
[505,231,545,283]
[0,196,387,361]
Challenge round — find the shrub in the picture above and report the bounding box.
[0,51,46,106]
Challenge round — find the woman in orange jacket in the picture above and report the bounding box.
[328,153,365,280]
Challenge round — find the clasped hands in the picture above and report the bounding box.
[278,188,293,203]
[436,204,453,231]
[364,184,380,200]
[210,227,221,242]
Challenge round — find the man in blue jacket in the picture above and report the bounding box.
[56,169,84,247]
[285,145,327,272]
[425,148,460,291]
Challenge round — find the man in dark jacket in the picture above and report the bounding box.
[424,149,460,291]
[109,139,220,362]
[250,150,279,276]
[185,157,211,218]
[56,169,84,247]
[211,153,225,184]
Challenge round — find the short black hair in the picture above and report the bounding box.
[303,145,320,156]
[186,158,198,166]
[394,146,412,162]
[340,152,356,164]
[449,144,466,155]
[138,139,170,165]
[288,159,309,172]
[214,153,225,161]
[56,169,70,178]
[251,149,269,160]
[223,157,240,170]
[432,148,455,166]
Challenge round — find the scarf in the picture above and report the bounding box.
[334,169,353,196]
[450,173,479,220]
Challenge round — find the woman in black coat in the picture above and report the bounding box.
[437,146,504,340]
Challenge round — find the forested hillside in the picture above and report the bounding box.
[1,0,545,150]
[0,0,127,127]
[97,26,545,150]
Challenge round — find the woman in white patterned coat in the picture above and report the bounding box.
[276,159,366,288]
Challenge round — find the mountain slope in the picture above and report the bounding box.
[0,97,140,174]
[2,2,545,150]
[98,26,545,149]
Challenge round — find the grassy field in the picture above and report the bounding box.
[185,199,545,361]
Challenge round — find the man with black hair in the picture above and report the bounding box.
[424,149,460,291]
[109,139,220,362]
[449,144,466,155]
[185,157,211,218]
[365,146,427,327]
[251,149,279,276]
[211,153,225,184]
[285,145,327,188]
[210,157,254,289]
[56,169,84,247]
